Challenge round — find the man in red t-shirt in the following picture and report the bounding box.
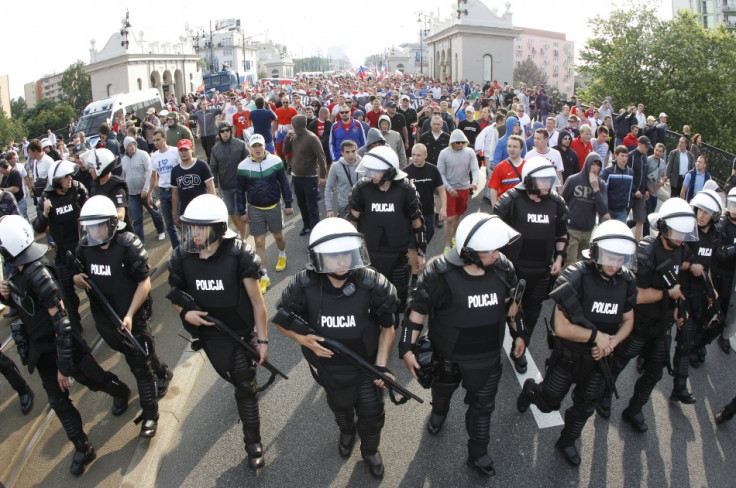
[274,95,298,159]
[488,135,526,208]
[569,125,593,171]
[233,100,252,139]
[365,99,384,128]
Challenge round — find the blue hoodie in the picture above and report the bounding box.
[493,116,527,168]
[525,121,545,151]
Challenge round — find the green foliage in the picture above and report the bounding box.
[513,59,548,87]
[294,57,333,73]
[578,6,736,154]
[0,112,26,149]
[60,60,92,113]
[364,54,383,66]
[10,97,27,119]
[22,102,76,139]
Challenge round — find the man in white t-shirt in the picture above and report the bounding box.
[526,128,564,188]
[222,94,240,126]
[148,128,181,249]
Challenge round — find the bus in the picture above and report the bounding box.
[75,89,163,146]
[202,70,243,95]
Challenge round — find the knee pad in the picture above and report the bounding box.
[127,355,154,380]
[230,348,257,393]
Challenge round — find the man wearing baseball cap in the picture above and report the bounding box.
[170,139,216,226]
[236,134,294,293]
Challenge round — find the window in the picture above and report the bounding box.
[223,38,232,46]
[483,54,492,81]
[224,49,233,56]
[137,78,142,90]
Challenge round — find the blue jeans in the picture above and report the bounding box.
[609,208,628,223]
[129,194,165,244]
[158,188,180,249]
[292,176,320,231]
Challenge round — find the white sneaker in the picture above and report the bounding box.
[158,233,166,241]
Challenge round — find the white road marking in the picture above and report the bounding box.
[504,332,564,429]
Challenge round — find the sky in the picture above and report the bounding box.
[1,0,671,101]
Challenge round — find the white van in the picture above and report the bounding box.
[75,89,163,145]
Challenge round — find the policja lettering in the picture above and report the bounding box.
[467,292,499,308]
[195,279,225,291]
[590,301,619,315]
[321,315,357,328]
[698,247,712,257]
[55,203,74,215]
[89,263,112,276]
[371,203,395,212]
[527,214,550,224]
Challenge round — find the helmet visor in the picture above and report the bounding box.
[663,225,698,243]
[532,174,559,191]
[594,248,635,270]
[78,218,117,246]
[310,244,371,274]
[727,198,736,215]
[180,222,221,253]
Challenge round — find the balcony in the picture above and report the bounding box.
[723,1,736,14]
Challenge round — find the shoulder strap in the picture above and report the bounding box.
[341,163,353,186]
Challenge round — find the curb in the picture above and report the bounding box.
[120,348,207,488]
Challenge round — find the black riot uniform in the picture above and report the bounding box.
[168,238,267,468]
[348,176,425,308]
[32,179,88,327]
[494,185,569,370]
[517,261,636,464]
[90,174,134,232]
[708,215,736,353]
[1,258,129,475]
[276,267,398,476]
[75,230,169,434]
[605,235,692,432]
[0,349,34,414]
[672,220,721,398]
[403,252,521,475]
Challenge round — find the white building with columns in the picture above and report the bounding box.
[85,30,202,102]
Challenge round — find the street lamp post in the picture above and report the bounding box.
[417,12,430,75]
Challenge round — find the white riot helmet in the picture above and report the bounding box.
[78,195,121,246]
[46,160,79,192]
[81,148,117,180]
[727,187,736,216]
[356,145,407,183]
[0,215,48,266]
[587,220,637,271]
[455,213,520,267]
[307,217,370,275]
[521,157,558,195]
[690,189,722,225]
[180,194,237,253]
[648,197,697,244]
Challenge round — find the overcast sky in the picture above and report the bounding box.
[2,0,670,100]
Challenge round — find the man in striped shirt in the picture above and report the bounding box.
[487,135,526,209]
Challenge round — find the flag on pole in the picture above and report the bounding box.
[356,65,369,80]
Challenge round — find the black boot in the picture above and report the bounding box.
[467,454,495,477]
[339,431,356,459]
[622,407,648,433]
[596,392,612,419]
[245,442,265,470]
[111,384,131,416]
[362,450,384,479]
[718,335,731,354]
[512,352,527,374]
[427,412,447,435]
[716,404,735,424]
[70,436,96,476]
[517,378,535,413]
[156,366,173,398]
[137,417,158,438]
[19,386,34,415]
[555,439,581,466]
[670,376,696,405]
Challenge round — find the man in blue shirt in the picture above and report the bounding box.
[249,96,277,153]
[680,155,711,202]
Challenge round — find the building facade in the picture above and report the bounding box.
[0,75,10,117]
[85,30,202,102]
[22,73,63,109]
[254,41,294,79]
[190,23,259,86]
[672,0,735,30]
[425,0,520,84]
[514,28,575,95]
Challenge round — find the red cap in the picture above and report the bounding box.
[177,139,193,150]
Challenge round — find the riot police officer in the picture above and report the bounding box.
[348,145,426,309]
[708,187,736,355]
[400,213,525,477]
[82,148,134,232]
[274,217,399,479]
[0,215,130,476]
[494,158,569,373]
[72,196,171,438]
[599,198,698,432]
[0,350,34,414]
[32,160,87,329]
[517,220,637,466]
[167,194,269,470]
[671,189,722,402]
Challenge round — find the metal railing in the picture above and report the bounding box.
[664,130,735,184]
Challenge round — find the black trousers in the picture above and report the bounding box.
[293,175,321,231]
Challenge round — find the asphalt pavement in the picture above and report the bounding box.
[2,167,736,488]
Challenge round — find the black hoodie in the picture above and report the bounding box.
[561,152,608,231]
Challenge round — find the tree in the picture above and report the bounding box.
[0,112,26,149]
[22,102,75,139]
[364,54,382,66]
[577,6,736,160]
[60,60,92,113]
[10,97,27,119]
[513,59,548,87]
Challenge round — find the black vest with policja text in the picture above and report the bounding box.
[579,269,628,336]
[506,194,558,271]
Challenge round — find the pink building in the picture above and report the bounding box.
[514,28,574,95]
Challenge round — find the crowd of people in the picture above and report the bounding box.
[1,72,736,480]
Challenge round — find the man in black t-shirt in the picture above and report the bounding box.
[171,139,216,226]
[404,143,446,286]
[0,159,23,203]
